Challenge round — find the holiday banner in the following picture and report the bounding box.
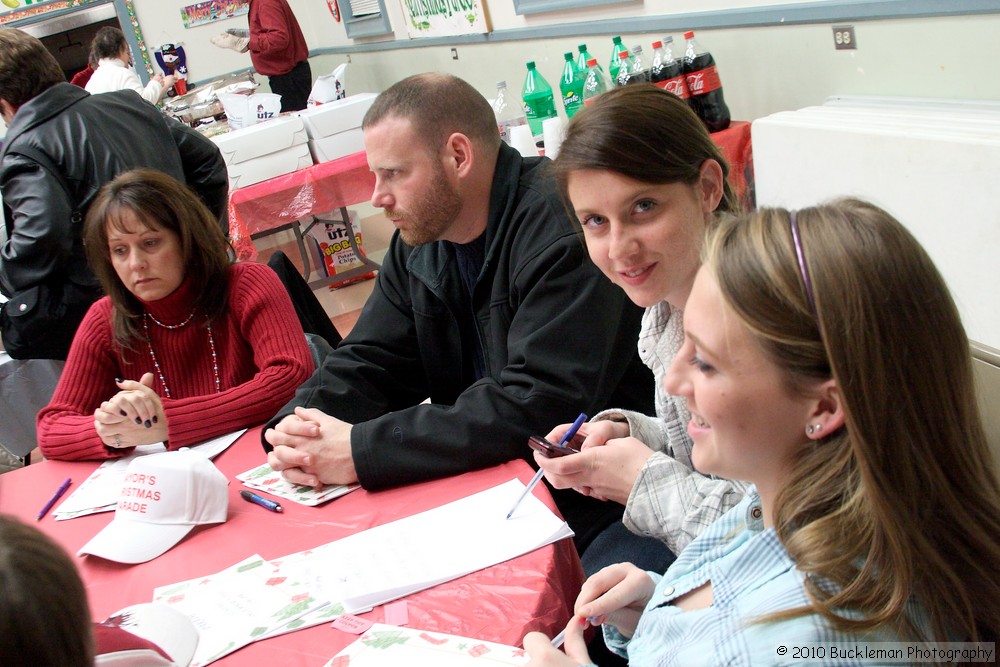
[398,0,490,39]
[180,0,249,29]
[0,0,97,24]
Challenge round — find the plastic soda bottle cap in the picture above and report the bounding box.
[497,80,506,88]
[652,40,662,49]
[613,35,622,42]
[586,58,597,66]
[564,52,572,59]
[578,43,587,51]
[664,36,673,44]
[684,31,694,39]
[526,61,536,68]
[619,50,629,58]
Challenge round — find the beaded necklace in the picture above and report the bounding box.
[142,310,221,399]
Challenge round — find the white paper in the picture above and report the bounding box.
[320,478,573,612]
[149,479,571,665]
[154,554,329,667]
[53,430,245,519]
[236,462,359,506]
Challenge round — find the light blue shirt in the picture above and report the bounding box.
[602,489,916,666]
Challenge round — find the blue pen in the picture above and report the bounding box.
[240,490,283,513]
[506,412,587,520]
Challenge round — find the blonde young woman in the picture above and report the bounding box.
[525,200,1000,665]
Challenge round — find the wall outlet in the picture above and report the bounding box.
[833,25,857,50]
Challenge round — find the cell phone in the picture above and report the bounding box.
[528,434,584,458]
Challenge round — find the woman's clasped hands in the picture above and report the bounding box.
[93,372,167,448]
[534,419,655,504]
[523,562,657,666]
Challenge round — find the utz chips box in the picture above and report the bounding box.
[305,210,376,288]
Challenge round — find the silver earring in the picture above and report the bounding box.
[806,424,822,435]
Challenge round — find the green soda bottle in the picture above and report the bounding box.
[521,61,557,139]
[608,35,625,85]
[559,52,584,119]
[576,43,594,74]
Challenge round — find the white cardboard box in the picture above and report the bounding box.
[211,115,309,166]
[226,143,313,190]
[308,128,365,164]
[296,93,377,140]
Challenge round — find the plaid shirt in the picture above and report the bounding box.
[603,489,914,666]
[595,301,748,555]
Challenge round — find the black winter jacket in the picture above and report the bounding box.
[0,83,228,358]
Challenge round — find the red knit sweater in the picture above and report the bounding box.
[37,262,312,460]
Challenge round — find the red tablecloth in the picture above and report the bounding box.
[711,120,754,210]
[228,152,376,261]
[0,427,583,666]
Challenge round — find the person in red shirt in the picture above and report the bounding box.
[37,169,312,461]
[69,57,96,88]
[212,0,311,112]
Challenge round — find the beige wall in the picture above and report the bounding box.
[127,1,1000,124]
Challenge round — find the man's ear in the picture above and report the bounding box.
[443,132,475,179]
[0,99,18,125]
[806,379,845,439]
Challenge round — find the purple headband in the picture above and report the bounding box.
[789,211,817,315]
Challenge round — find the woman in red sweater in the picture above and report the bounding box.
[37,169,312,460]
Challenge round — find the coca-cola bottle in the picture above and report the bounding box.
[682,30,731,132]
[649,37,691,106]
[627,44,649,85]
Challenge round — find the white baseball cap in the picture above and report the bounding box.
[95,602,199,666]
[79,448,229,564]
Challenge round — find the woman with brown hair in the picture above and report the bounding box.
[526,199,1000,664]
[37,169,311,460]
[85,27,173,104]
[536,85,747,575]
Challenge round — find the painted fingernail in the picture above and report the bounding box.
[115,377,122,383]
[144,420,151,428]
[120,410,127,417]
[134,417,142,424]
[152,416,158,424]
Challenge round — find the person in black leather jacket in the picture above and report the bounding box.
[264,73,653,553]
[0,28,227,360]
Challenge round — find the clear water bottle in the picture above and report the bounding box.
[492,80,528,145]
[559,52,584,119]
[521,61,557,139]
[608,35,625,86]
[582,57,611,107]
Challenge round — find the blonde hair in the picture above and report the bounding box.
[706,199,1000,641]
